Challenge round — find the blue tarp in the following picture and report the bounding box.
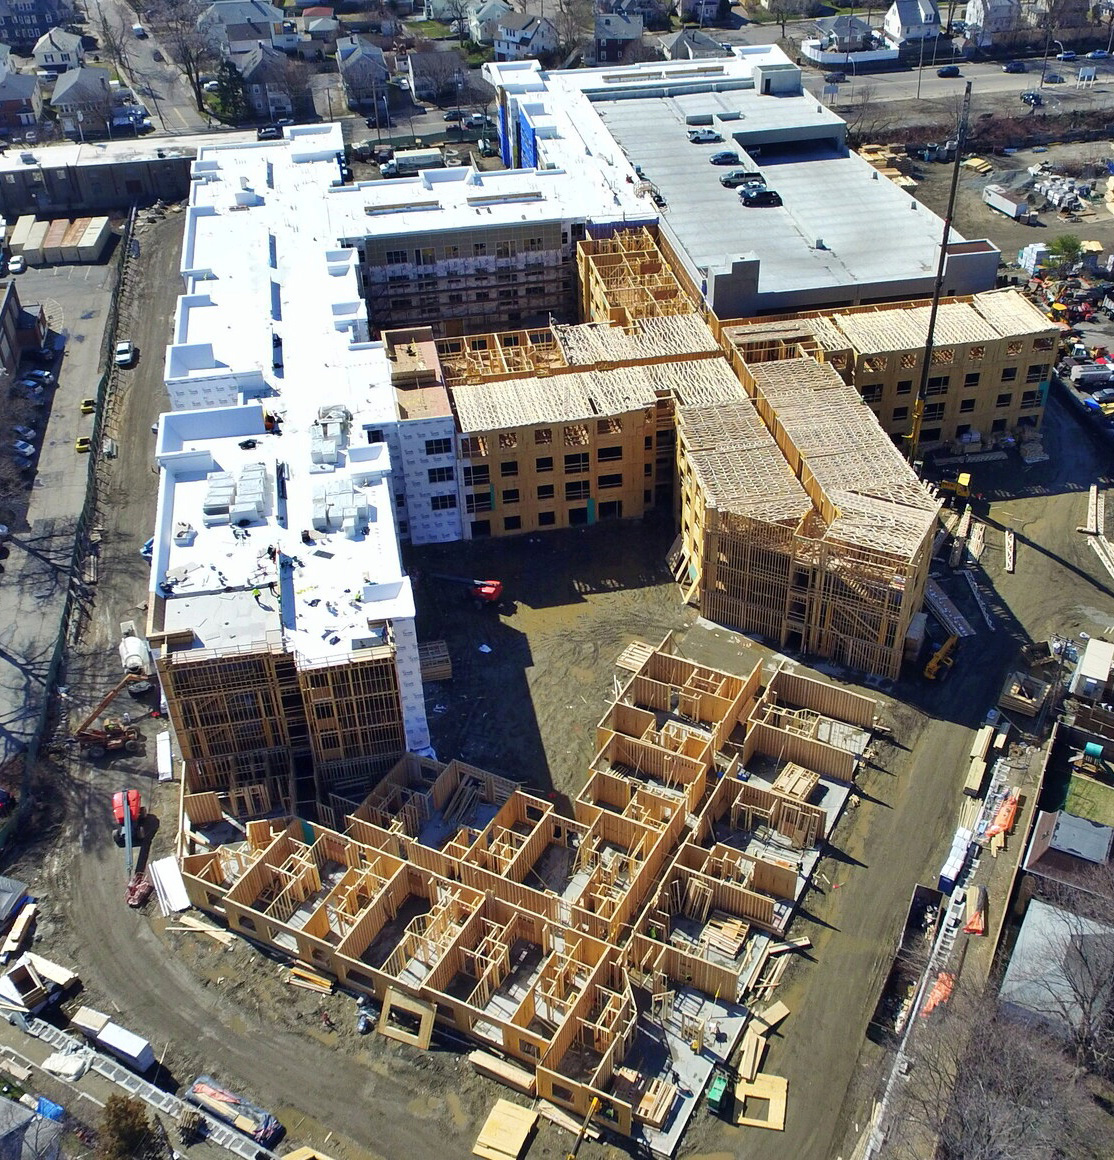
[35,1098,64,1122]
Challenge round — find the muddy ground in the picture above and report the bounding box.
[8,144,1114,1160]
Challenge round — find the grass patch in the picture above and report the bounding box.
[406,18,452,37]
[1065,772,1114,828]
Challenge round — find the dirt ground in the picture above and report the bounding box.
[913,138,1114,262]
[7,153,1114,1160]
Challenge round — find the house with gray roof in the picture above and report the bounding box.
[31,27,82,71]
[336,35,387,106]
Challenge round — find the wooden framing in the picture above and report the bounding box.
[378,986,437,1050]
[179,637,876,1147]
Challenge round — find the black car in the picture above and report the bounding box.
[824,71,846,83]
[741,188,782,207]
[1002,60,1026,73]
[936,64,960,78]
[1020,90,1043,106]
[257,125,282,140]
[720,169,764,189]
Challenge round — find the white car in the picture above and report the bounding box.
[114,340,135,366]
[687,128,721,144]
[8,255,25,274]
[13,425,36,441]
[11,440,34,457]
[203,80,220,93]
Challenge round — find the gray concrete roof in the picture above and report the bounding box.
[596,91,958,301]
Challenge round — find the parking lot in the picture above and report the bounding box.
[0,253,119,769]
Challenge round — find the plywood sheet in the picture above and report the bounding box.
[469,1051,537,1095]
[473,1099,537,1160]
[736,1073,787,1131]
[753,1001,789,1032]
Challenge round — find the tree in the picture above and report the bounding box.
[768,0,804,39]
[442,0,471,45]
[149,0,218,112]
[886,981,1109,1160]
[553,0,592,53]
[90,6,134,76]
[215,58,246,121]
[97,1096,151,1160]
[1049,232,1084,273]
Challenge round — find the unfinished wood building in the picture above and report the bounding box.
[157,637,408,817]
[178,636,877,1148]
[676,357,939,682]
[721,289,1058,452]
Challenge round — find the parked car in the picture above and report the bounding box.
[13,425,36,441]
[203,80,220,93]
[1002,60,1026,73]
[114,340,135,366]
[256,125,282,141]
[823,71,846,83]
[1021,90,1043,106]
[688,128,721,143]
[152,49,164,61]
[11,440,34,457]
[936,64,960,78]
[741,188,782,207]
[720,169,764,189]
[443,109,464,122]
[23,369,53,385]
[1055,49,1077,60]
[1044,72,1064,83]
[1087,49,1109,58]
[709,150,740,165]
[1092,387,1114,403]
[8,256,25,274]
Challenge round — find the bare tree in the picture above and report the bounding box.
[442,0,471,45]
[89,5,133,76]
[842,82,897,145]
[768,0,805,39]
[886,981,1109,1160]
[149,0,218,112]
[553,0,592,53]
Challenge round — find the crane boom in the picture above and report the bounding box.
[906,80,972,462]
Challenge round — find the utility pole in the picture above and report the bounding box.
[906,79,971,465]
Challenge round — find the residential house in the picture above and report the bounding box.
[407,49,465,100]
[49,65,114,136]
[594,12,643,63]
[0,0,73,53]
[0,1099,61,1160]
[1025,809,1114,892]
[0,71,40,132]
[197,0,299,55]
[658,28,729,59]
[299,6,338,56]
[680,0,719,23]
[883,0,940,44]
[602,0,671,30]
[999,898,1114,1038]
[963,0,1019,42]
[31,26,81,71]
[239,41,309,118]
[423,0,466,19]
[493,13,557,60]
[813,14,875,51]
[336,34,388,106]
[469,0,512,45]
[1020,0,1090,30]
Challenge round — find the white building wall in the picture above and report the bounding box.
[396,415,463,545]
[392,617,432,753]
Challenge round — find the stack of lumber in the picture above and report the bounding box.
[167,915,236,946]
[962,157,993,175]
[772,763,819,802]
[702,911,747,957]
[418,640,453,682]
[739,1026,768,1082]
[617,640,654,673]
[753,1000,790,1033]
[469,1051,537,1095]
[472,1100,537,1160]
[998,671,1051,717]
[637,1078,676,1129]
[286,966,334,994]
[536,1102,599,1141]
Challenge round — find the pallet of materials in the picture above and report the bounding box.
[702,911,748,957]
[418,640,453,682]
[468,1051,537,1095]
[998,671,1051,717]
[472,1099,537,1160]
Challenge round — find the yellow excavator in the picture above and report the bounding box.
[938,472,971,499]
[924,635,958,680]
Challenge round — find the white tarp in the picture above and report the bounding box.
[156,731,173,782]
[42,1048,91,1080]
[147,857,190,917]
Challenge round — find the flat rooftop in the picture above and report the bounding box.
[153,403,412,662]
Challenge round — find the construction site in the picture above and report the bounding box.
[175,635,878,1153]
